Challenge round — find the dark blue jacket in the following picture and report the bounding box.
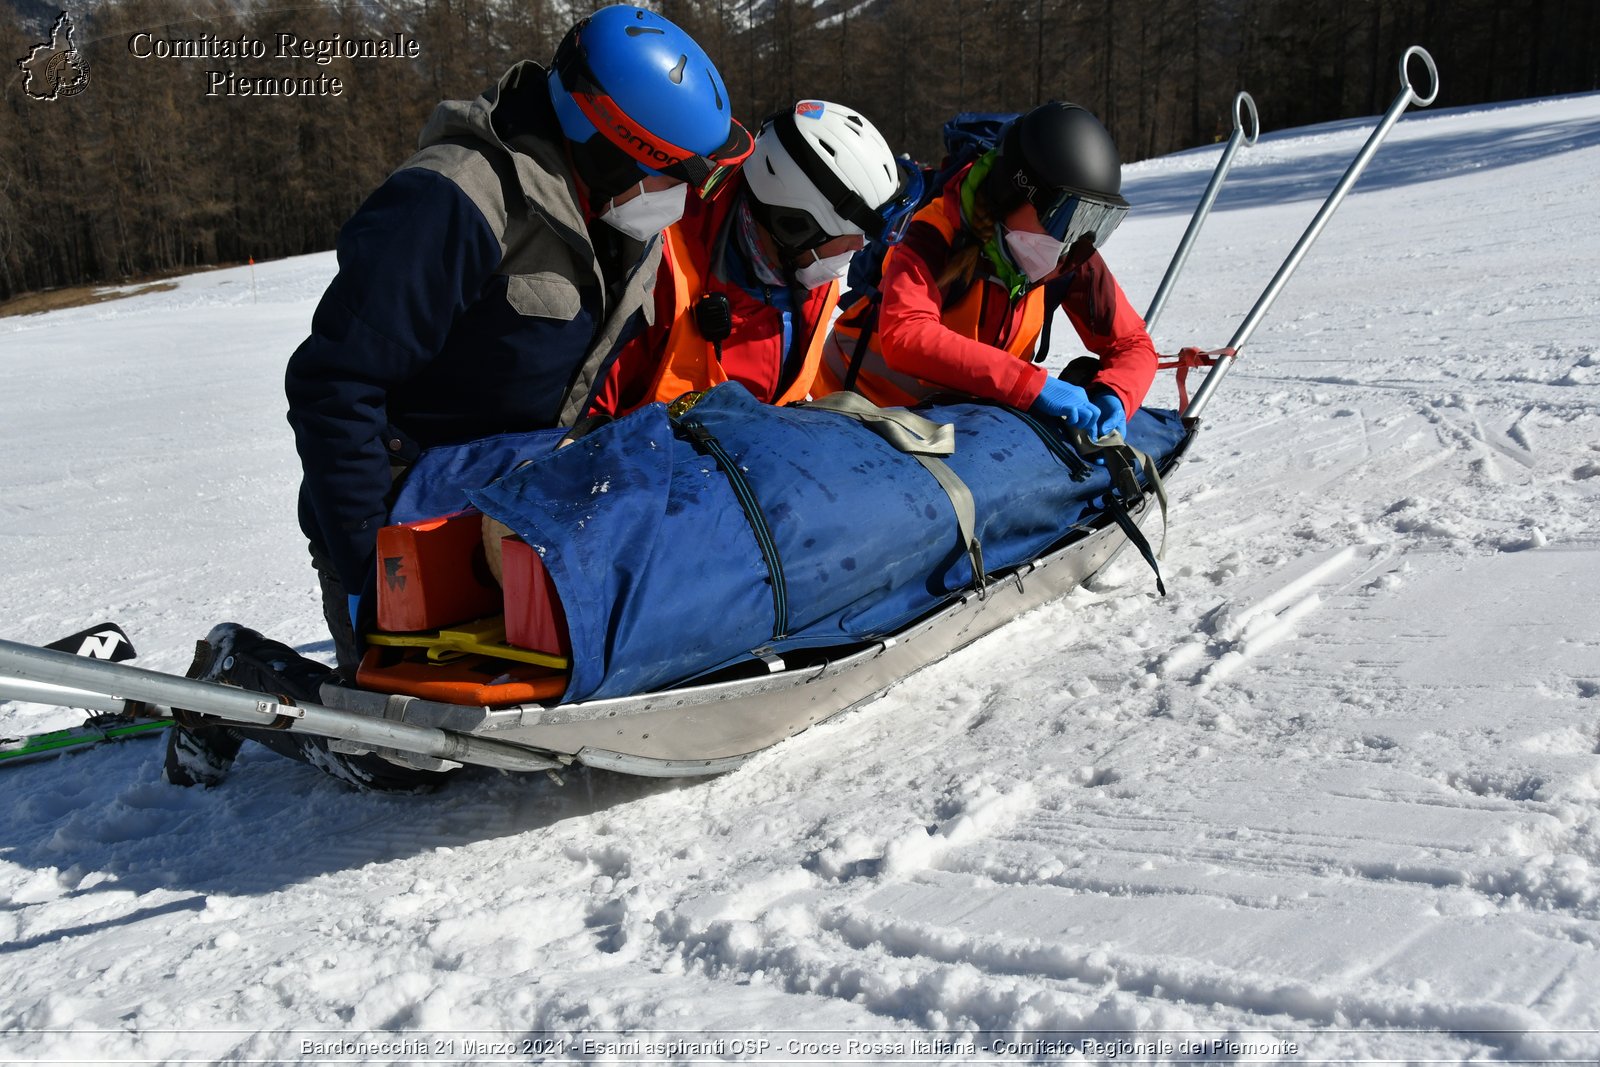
[286,63,660,597]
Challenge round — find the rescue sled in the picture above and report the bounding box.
[0,52,1439,780]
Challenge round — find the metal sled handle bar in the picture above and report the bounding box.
[0,638,562,774]
[1185,46,1438,422]
[0,675,133,716]
[1144,91,1259,334]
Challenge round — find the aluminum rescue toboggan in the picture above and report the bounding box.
[0,50,1439,779]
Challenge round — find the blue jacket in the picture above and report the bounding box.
[285,62,660,596]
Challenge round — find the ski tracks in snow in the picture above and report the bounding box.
[1159,544,1399,693]
[464,515,1600,1056]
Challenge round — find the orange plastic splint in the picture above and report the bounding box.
[375,511,502,632]
[355,646,567,708]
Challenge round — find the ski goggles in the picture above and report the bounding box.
[1029,187,1131,249]
[878,158,926,245]
[554,40,752,198]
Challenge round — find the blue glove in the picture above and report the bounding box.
[347,593,364,635]
[1029,378,1098,432]
[1091,390,1127,440]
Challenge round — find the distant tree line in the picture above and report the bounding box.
[2,0,1595,302]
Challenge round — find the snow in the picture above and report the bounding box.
[3,91,1600,1063]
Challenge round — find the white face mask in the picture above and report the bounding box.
[601,182,687,241]
[793,247,855,290]
[1002,226,1068,282]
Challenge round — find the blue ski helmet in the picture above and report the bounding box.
[548,5,751,195]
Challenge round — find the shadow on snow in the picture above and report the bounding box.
[1126,104,1600,218]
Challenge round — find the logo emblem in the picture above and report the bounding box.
[74,630,125,659]
[45,623,136,662]
[795,101,825,120]
[18,11,90,101]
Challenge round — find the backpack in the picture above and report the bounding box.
[842,111,1020,304]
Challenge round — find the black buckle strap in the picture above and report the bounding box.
[1011,409,1167,596]
[842,302,880,394]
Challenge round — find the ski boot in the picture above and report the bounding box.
[163,623,335,787]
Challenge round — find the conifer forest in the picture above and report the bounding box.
[2,0,1594,301]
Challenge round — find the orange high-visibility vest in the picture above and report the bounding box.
[639,209,840,408]
[817,197,1044,407]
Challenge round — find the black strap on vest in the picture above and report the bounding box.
[1034,273,1074,363]
[841,302,880,394]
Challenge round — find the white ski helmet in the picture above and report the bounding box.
[744,100,902,253]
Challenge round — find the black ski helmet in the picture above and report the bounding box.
[982,101,1128,218]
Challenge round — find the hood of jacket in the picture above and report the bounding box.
[417,60,593,260]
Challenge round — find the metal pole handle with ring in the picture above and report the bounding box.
[1144,90,1260,335]
[1184,46,1439,423]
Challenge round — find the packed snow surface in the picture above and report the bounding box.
[3,92,1599,1064]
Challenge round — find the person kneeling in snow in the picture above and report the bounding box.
[166,5,750,791]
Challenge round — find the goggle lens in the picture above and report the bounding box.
[1037,192,1129,248]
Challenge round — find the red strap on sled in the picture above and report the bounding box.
[1158,347,1236,413]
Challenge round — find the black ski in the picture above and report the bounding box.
[44,622,137,662]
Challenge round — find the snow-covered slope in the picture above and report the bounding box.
[3,92,1598,1063]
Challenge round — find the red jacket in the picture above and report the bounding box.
[590,186,837,417]
[817,167,1156,417]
